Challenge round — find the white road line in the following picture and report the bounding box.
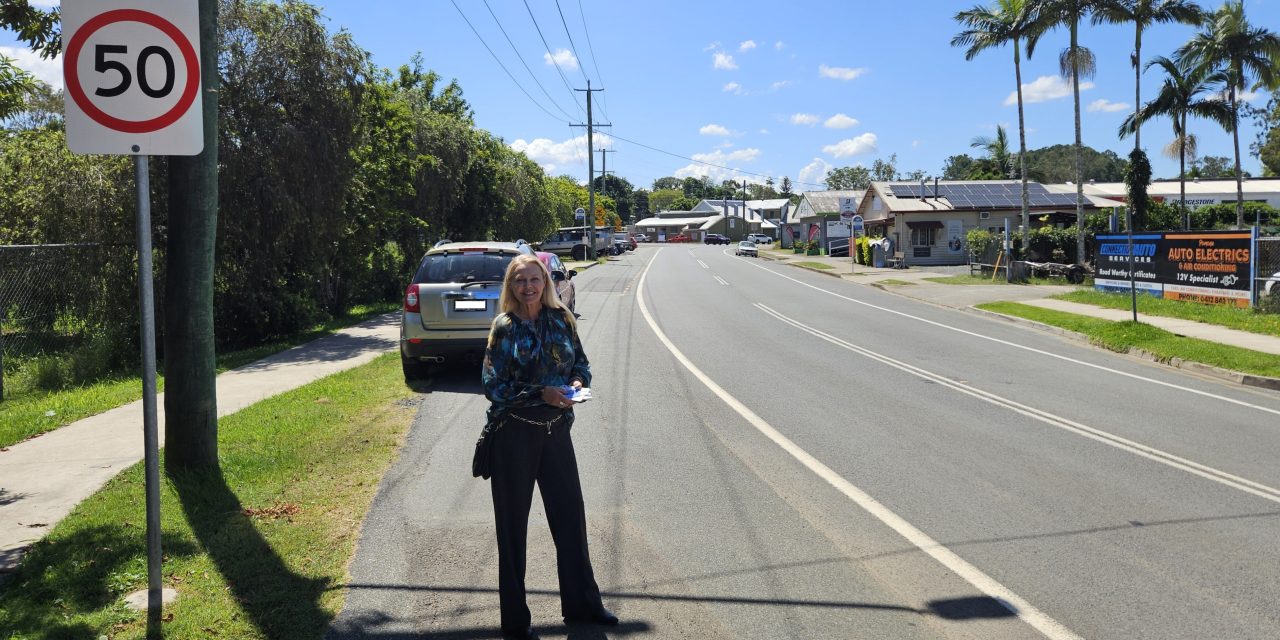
[698,259,709,269]
[636,249,1083,640]
[756,303,1280,505]
[714,275,728,286]
[741,260,1280,418]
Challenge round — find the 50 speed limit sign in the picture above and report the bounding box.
[62,0,203,155]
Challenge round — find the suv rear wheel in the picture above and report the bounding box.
[402,355,430,382]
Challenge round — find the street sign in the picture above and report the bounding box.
[575,207,586,220]
[62,0,203,155]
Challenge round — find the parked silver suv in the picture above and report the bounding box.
[400,240,533,380]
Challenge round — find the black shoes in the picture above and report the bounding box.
[564,606,619,626]
[502,625,540,640]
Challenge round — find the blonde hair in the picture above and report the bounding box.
[499,254,575,328]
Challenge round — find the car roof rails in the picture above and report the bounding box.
[432,238,453,248]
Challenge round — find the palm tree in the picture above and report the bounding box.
[970,124,1016,178]
[1178,0,1280,228]
[953,0,1041,258]
[1092,0,1205,153]
[1120,56,1232,229]
[1034,0,1099,265]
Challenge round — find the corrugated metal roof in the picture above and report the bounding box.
[796,190,863,215]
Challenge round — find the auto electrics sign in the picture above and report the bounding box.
[1095,229,1256,307]
[62,0,203,155]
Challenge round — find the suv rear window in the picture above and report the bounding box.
[413,252,513,284]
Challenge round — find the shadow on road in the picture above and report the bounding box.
[405,363,485,396]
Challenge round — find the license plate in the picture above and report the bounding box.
[453,300,487,312]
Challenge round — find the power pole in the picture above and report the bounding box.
[599,148,616,226]
[572,81,609,259]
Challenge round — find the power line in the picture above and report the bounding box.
[521,0,586,116]
[450,0,569,125]
[574,0,610,122]
[482,0,576,121]
[606,130,827,189]
[554,0,591,87]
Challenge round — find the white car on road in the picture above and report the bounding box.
[735,241,758,257]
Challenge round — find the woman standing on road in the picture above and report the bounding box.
[481,254,618,640]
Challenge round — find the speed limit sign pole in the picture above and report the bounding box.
[62,0,203,623]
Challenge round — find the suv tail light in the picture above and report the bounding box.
[404,284,420,312]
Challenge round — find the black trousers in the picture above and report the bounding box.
[490,413,603,630]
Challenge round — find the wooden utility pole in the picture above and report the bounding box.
[572,81,609,259]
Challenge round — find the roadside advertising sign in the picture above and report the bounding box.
[1095,229,1256,308]
[575,207,586,219]
[838,196,857,214]
[62,0,203,155]
[852,214,865,237]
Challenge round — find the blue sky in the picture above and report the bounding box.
[5,0,1278,190]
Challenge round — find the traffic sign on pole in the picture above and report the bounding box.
[62,0,203,156]
[575,207,586,220]
[851,214,865,237]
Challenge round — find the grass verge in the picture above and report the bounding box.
[0,303,398,450]
[0,352,417,639]
[792,261,834,270]
[977,301,1280,379]
[1053,289,1280,338]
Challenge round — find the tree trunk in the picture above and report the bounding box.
[164,0,220,473]
[1181,114,1188,230]
[1230,82,1244,229]
[1133,26,1142,152]
[1072,23,1085,265]
[1015,40,1029,258]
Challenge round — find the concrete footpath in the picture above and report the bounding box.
[0,313,400,571]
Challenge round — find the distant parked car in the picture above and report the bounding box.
[704,233,730,245]
[613,232,637,251]
[537,251,577,313]
[633,233,649,243]
[667,234,690,243]
[400,240,535,381]
[735,240,758,257]
[1265,270,1280,298]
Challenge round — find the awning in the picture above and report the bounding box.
[905,220,944,229]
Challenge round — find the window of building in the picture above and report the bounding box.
[911,225,935,246]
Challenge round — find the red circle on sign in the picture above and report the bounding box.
[64,9,200,134]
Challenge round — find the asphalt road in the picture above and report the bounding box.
[329,245,1280,640]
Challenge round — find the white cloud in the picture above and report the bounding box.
[1088,99,1130,113]
[673,148,761,180]
[798,157,833,185]
[29,0,58,6]
[0,46,63,90]
[543,48,578,70]
[791,113,820,126]
[823,133,878,158]
[760,128,770,135]
[713,52,738,70]
[1008,75,1094,105]
[509,134,609,173]
[818,64,866,81]
[723,81,743,94]
[775,41,786,51]
[912,140,921,148]
[703,41,721,52]
[739,40,757,52]
[700,124,731,136]
[771,80,791,90]
[824,113,859,129]
[1212,89,1260,103]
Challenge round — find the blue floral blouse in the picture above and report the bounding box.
[482,308,591,415]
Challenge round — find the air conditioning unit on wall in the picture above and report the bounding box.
[979,211,990,220]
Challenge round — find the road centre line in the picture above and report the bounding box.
[756,303,1280,505]
[714,275,728,286]
[739,259,1280,418]
[636,248,1083,640]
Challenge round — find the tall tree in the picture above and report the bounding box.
[164,0,221,471]
[1178,0,1280,228]
[953,0,1040,258]
[1092,0,1205,154]
[1119,55,1231,229]
[1034,0,1099,264]
[824,165,872,190]
[0,0,58,121]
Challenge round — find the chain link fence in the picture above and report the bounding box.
[1256,236,1280,312]
[0,243,138,400]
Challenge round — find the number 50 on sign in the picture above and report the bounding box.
[62,0,203,156]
